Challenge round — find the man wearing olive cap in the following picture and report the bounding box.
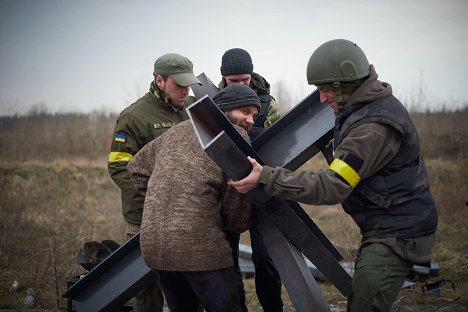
[108,53,201,312]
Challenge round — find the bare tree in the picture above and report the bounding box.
[0,98,23,116]
[272,80,294,114]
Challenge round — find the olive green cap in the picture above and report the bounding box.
[153,53,201,87]
[307,39,370,85]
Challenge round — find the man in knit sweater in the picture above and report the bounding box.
[127,84,259,312]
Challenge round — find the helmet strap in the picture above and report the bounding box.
[333,82,344,112]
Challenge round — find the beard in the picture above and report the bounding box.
[225,111,251,132]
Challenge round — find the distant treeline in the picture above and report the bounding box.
[0,109,466,163]
[0,112,117,162]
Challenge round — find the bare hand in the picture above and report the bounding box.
[228,156,263,193]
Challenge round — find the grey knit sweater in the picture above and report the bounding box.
[128,120,252,271]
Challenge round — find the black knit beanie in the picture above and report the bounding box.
[213,84,260,112]
[220,48,254,76]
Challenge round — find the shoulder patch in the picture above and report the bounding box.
[114,134,126,143]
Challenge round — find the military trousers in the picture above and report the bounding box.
[224,230,248,312]
[347,242,412,312]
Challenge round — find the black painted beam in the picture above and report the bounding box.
[61,85,346,311]
[254,208,331,312]
[62,234,156,312]
[189,96,352,297]
[191,72,220,100]
[188,95,339,256]
[202,129,351,297]
[252,91,335,171]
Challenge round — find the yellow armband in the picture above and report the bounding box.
[108,151,133,163]
[329,158,361,188]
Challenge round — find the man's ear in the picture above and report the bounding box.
[154,75,163,88]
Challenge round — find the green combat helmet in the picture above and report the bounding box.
[306,39,370,111]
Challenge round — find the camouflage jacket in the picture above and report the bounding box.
[108,82,195,225]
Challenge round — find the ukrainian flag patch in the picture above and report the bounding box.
[115,134,126,143]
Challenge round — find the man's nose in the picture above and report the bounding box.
[246,115,255,125]
[319,91,327,104]
[181,86,190,95]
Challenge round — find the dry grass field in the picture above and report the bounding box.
[0,107,467,310]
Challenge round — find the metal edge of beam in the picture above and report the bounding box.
[203,130,352,296]
[191,72,220,100]
[187,95,259,160]
[254,208,331,312]
[62,234,140,298]
[187,97,350,294]
[188,95,343,253]
[286,200,343,261]
[187,94,343,261]
[250,91,342,259]
[203,131,253,180]
[255,197,351,296]
[252,90,335,171]
[62,234,157,312]
[238,244,329,281]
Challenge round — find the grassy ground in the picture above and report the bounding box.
[0,109,467,310]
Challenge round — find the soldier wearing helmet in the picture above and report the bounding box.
[229,39,438,312]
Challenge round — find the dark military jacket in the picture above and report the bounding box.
[260,65,437,263]
[335,95,438,239]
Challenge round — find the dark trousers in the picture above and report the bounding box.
[225,225,283,312]
[250,221,284,312]
[225,231,248,312]
[158,267,241,312]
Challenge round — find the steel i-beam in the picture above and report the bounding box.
[62,79,349,311]
[62,233,156,312]
[191,72,220,100]
[187,95,352,308]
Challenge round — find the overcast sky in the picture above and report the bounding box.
[1,0,467,116]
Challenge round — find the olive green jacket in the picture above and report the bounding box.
[108,84,196,225]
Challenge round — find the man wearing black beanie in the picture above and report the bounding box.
[219,48,284,312]
[219,48,281,139]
